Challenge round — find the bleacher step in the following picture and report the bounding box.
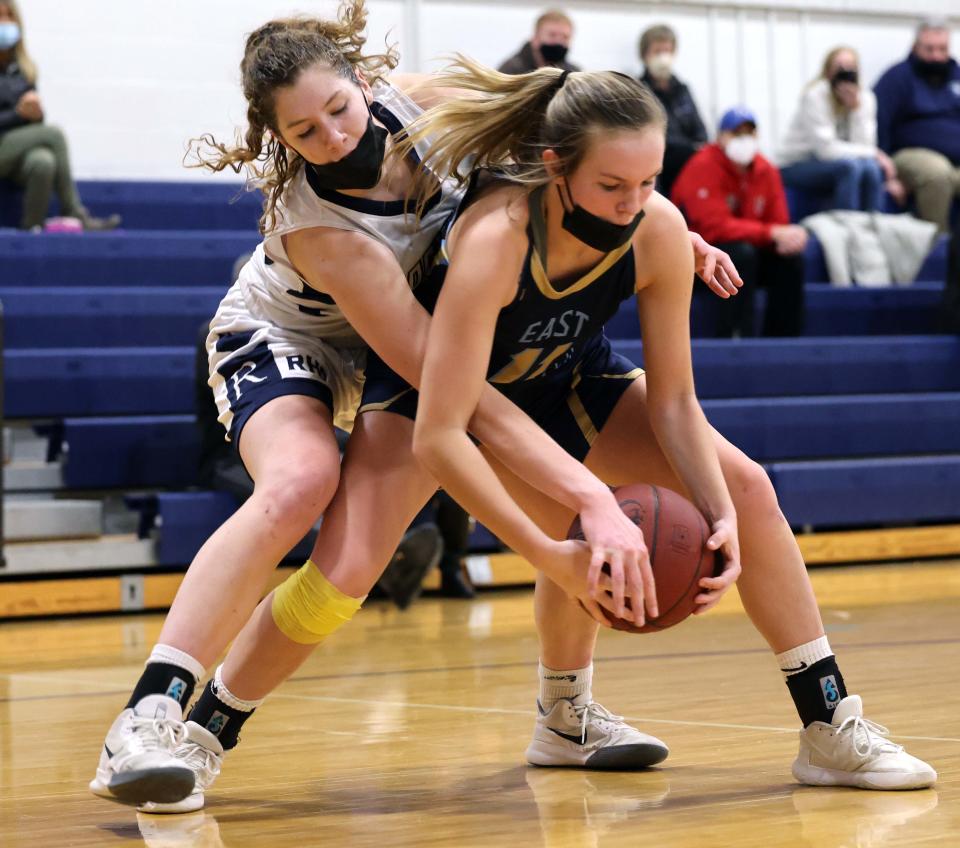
[3,498,102,541]
[3,460,64,492]
[1,534,155,576]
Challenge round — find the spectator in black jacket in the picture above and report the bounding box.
[639,24,708,199]
[498,9,580,75]
[0,0,118,230]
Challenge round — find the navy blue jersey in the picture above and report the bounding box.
[361,180,645,460]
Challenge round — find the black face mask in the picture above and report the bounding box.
[307,105,388,191]
[558,184,644,253]
[911,55,952,86]
[830,68,859,86]
[539,43,569,64]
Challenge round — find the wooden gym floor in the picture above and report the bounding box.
[1,560,957,848]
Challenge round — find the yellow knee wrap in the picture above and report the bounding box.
[271,560,364,645]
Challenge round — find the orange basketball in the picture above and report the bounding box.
[568,483,722,633]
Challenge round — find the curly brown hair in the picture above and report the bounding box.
[187,0,398,234]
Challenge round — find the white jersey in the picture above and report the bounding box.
[235,80,465,348]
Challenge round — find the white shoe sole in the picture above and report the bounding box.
[792,760,937,790]
[137,793,205,815]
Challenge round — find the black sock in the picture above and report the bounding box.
[786,656,847,727]
[187,679,256,750]
[126,663,197,710]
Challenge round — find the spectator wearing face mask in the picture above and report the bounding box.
[0,0,120,230]
[874,17,960,232]
[779,46,904,214]
[638,23,707,199]
[498,8,580,75]
[671,107,807,338]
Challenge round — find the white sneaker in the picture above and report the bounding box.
[137,721,224,814]
[792,695,937,790]
[89,694,195,805]
[526,698,669,770]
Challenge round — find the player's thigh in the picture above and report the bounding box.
[584,375,767,502]
[238,394,341,488]
[312,410,438,592]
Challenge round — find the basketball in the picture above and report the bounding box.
[567,483,723,633]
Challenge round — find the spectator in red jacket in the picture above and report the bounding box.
[672,106,807,337]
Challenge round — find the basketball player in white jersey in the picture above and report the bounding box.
[89,1,742,812]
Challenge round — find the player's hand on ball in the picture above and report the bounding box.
[577,492,657,624]
[538,539,620,628]
[693,516,741,614]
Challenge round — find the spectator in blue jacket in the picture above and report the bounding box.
[874,18,960,232]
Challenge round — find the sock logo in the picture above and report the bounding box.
[206,711,230,736]
[165,677,187,704]
[544,675,578,682]
[820,675,840,709]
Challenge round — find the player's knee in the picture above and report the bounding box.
[271,559,364,644]
[730,457,780,516]
[255,462,339,532]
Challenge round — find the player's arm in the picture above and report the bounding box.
[390,73,478,109]
[634,196,742,612]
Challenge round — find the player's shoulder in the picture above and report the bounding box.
[452,182,531,251]
[634,191,690,249]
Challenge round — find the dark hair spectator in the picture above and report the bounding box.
[874,18,960,232]
[672,107,806,338]
[0,0,119,230]
[637,23,708,199]
[498,8,580,75]
[779,46,905,213]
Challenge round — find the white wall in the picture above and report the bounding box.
[16,0,958,180]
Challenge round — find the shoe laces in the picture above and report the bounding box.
[571,701,623,744]
[837,714,903,758]
[176,741,222,788]
[128,714,187,755]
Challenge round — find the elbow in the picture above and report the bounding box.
[411,417,445,476]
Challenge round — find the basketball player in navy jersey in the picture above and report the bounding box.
[401,62,937,789]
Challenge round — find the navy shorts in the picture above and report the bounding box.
[359,334,643,462]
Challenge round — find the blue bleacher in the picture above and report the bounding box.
[0,230,258,286]
[61,415,199,489]
[605,283,946,339]
[4,347,193,417]
[612,336,960,398]
[0,287,222,348]
[1,179,259,231]
[802,233,948,285]
[770,456,960,527]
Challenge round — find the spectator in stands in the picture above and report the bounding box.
[779,46,904,213]
[672,106,806,337]
[874,18,960,232]
[498,9,580,75]
[0,1,119,230]
[638,24,707,199]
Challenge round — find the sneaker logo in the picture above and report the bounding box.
[820,675,840,709]
[104,744,115,759]
[165,677,187,704]
[544,675,578,682]
[206,711,230,736]
[548,727,587,746]
[780,661,808,673]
